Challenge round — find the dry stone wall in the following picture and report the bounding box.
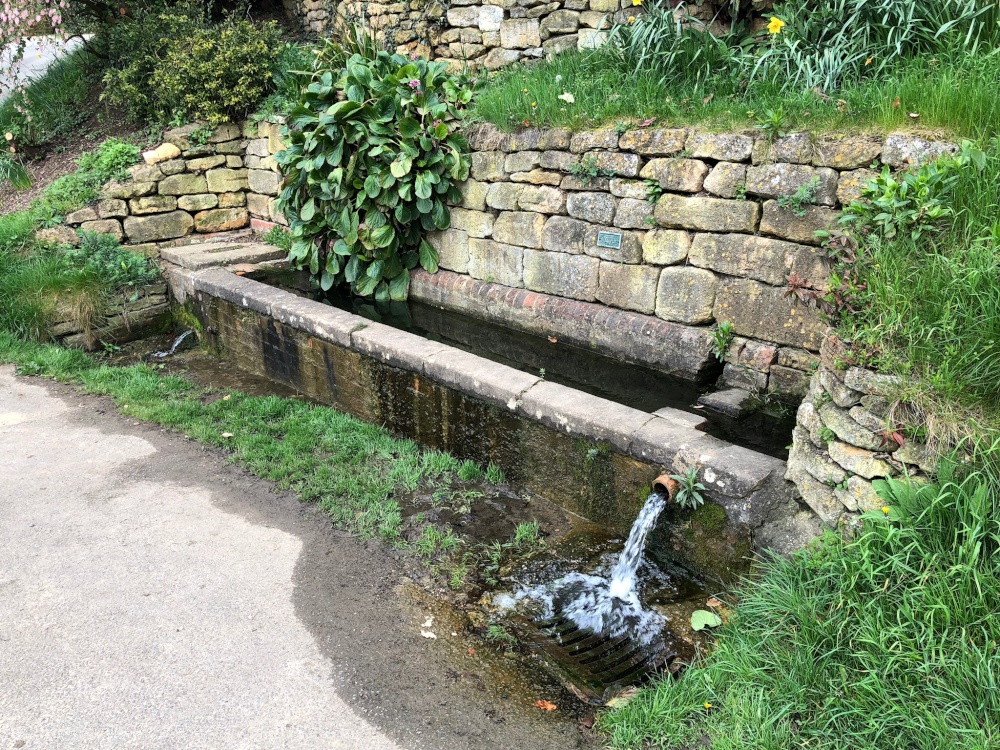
[64,121,287,249]
[283,0,724,71]
[786,336,938,526]
[429,124,955,398]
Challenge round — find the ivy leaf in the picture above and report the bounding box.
[419,239,439,273]
[691,610,723,631]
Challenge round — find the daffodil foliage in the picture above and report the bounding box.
[275,52,474,300]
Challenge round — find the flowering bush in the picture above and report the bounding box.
[276,34,474,300]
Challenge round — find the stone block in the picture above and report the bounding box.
[102,180,156,200]
[583,226,643,263]
[778,347,819,371]
[577,28,608,49]
[721,362,767,392]
[218,192,246,209]
[483,47,521,69]
[881,134,957,167]
[246,138,270,158]
[459,179,490,211]
[609,179,648,199]
[226,155,244,169]
[579,10,612,28]
[836,169,879,205]
[566,191,616,224]
[542,215,588,254]
[246,192,271,219]
[522,248,599,300]
[818,402,883,451]
[655,266,717,324]
[540,9,580,37]
[537,128,573,150]
[785,459,844,526]
[812,135,882,170]
[448,5,479,25]
[208,123,241,143]
[588,0,618,10]
[561,175,609,191]
[194,208,249,233]
[505,150,541,172]
[511,169,563,185]
[613,197,653,229]
[542,33,579,54]
[175,194,218,213]
[450,207,494,237]
[654,194,760,233]
[493,211,545,248]
[129,163,164,183]
[697,388,752,419]
[703,162,747,199]
[129,195,178,215]
[216,140,246,156]
[160,159,185,176]
[596,262,660,314]
[640,158,709,192]
[759,201,838,245]
[754,132,814,165]
[569,129,618,153]
[828,441,896,479]
[768,364,811,400]
[478,4,504,30]
[471,151,508,181]
[97,199,128,219]
[836,476,883,513]
[142,143,181,165]
[618,128,686,156]
[486,182,524,210]
[689,233,827,288]
[688,132,753,162]
[248,169,282,196]
[158,173,208,196]
[186,155,226,173]
[517,185,566,214]
[65,207,98,225]
[849,405,886,433]
[124,211,194,244]
[428,228,470,272]
[745,163,838,206]
[713,277,826,350]
[500,18,541,47]
[642,229,690,265]
[539,151,579,172]
[79,219,123,241]
[818,369,863,408]
[843,367,901,398]
[789,430,847,485]
[592,151,640,177]
[206,168,249,193]
[468,239,524,287]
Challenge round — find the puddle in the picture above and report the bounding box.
[250,268,796,459]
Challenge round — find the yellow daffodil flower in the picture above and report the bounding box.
[767,17,785,34]
[882,506,891,515]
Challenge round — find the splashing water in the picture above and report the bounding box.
[500,490,669,645]
[151,330,194,358]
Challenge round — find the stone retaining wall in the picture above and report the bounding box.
[786,336,937,526]
[427,124,956,396]
[283,0,724,70]
[64,121,287,249]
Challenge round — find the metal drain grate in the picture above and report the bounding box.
[518,613,678,704]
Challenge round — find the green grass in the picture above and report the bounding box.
[602,466,1000,749]
[0,333,479,541]
[471,50,1000,140]
[0,48,96,150]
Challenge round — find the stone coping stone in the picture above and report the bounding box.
[160,244,286,270]
[170,256,793,518]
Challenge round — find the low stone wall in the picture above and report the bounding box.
[283,0,725,70]
[786,337,937,526]
[427,125,955,398]
[63,121,287,248]
[51,283,171,350]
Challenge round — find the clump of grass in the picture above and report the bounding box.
[261,224,292,253]
[602,465,1000,749]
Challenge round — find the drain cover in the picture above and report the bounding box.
[517,613,679,704]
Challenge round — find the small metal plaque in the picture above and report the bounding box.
[596,231,622,250]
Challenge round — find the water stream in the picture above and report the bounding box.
[498,490,670,645]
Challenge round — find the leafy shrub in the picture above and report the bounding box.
[62,231,160,291]
[102,1,283,125]
[276,34,474,300]
[254,43,316,120]
[31,138,139,223]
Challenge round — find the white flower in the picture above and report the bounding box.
[558,92,575,103]
[555,74,562,83]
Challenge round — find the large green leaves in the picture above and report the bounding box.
[275,46,474,299]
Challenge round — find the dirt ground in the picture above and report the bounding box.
[0,366,600,750]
